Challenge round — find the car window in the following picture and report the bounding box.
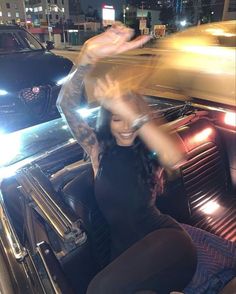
[0,29,43,53]
[17,30,43,50]
[0,32,23,52]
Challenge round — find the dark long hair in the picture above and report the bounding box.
[95,107,164,196]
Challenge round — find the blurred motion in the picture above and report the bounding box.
[0,21,235,294]
[157,20,236,106]
[85,21,235,108]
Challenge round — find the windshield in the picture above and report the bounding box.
[0,118,74,168]
[0,29,43,54]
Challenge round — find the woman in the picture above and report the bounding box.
[57,23,197,294]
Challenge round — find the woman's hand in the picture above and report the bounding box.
[78,22,151,65]
[94,74,149,123]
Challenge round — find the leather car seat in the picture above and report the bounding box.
[62,163,110,269]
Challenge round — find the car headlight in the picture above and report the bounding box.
[0,89,8,96]
[56,69,76,86]
[76,106,100,118]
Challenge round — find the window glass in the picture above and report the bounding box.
[0,30,43,53]
[18,30,43,50]
[228,0,236,12]
[0,32,23,52]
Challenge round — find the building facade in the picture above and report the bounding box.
[26,0,69,27]
[68,0,81,23]
[222,0,236,20]
[0,0,26,24]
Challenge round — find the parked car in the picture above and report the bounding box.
[0,24,73,133]
[0,22,235,294]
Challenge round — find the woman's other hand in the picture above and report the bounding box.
[78,22,151,66]
[94,74,149,123]
[94,75,186,170]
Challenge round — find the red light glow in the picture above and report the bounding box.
[192,127,213,143]
[32,87,40,94]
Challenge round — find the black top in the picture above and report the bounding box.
[95,145,182,259]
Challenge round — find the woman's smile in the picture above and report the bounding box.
[110,114,137,146]
[119,132,135,139]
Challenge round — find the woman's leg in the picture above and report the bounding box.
[86,228,197,294]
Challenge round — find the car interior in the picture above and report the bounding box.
[1,101,236,293]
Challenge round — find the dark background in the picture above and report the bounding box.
[80,0,123,12]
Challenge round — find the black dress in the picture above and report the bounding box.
[87,145,197,294]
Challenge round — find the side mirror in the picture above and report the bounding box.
[46,40,55,51]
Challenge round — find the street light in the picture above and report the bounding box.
[22,0,28,30]
[180,19,187,27]
[123,4,129,24]
[46,1,52,41]
[48,4,66,48]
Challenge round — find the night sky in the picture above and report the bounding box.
[80,0,124,12]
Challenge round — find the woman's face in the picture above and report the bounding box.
[110,114,138,146]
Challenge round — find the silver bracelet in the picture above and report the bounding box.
[131,113,154,131]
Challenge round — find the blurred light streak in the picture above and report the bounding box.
[200,200,220,215]
[192,127,213,143]
[181,45,234,59]
[224,112,236,127]
[0,132,21,166]
[205,28,235,37]
[76,106,100,118]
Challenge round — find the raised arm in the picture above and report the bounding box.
[57,65,100,173]
[57,23,151,173]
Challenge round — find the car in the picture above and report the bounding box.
[0,24,73,133]
[0,22,235,294]
[85,20,235,107]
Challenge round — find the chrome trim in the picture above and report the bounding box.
[190,102,235,113]
[0,191,27,261]
[36,242,73,294]
[37,242,60,294]
[15,165,87,246]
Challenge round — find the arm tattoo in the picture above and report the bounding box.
[57,65,99,158]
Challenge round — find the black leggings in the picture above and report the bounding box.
[86,228,197,294]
